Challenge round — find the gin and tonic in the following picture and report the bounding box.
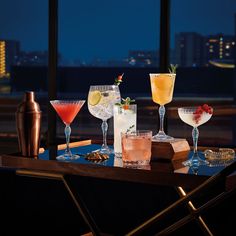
[88,85,121,154]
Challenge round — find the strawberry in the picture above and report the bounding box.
[117,75,123,81]
[114,73,124,86]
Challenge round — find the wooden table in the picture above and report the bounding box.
[0,140,235,235]
[0,140,235,190]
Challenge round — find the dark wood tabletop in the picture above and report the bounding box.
[0,153,208,189]
[0,140,235,190]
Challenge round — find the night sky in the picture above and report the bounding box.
[0,0,236,63]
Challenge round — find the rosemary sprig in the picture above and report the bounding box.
[168,64,178,74]
[115,97,135,108]
[126,125,135,133]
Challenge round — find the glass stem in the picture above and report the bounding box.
[65,124,72,155]
[159,105,165,132]
[101,120,108,148]
[192,127,199,155]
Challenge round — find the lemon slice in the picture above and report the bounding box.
[88,90,102,106]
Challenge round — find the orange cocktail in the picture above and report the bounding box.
[149,73,176,141]
[150,73,175,105]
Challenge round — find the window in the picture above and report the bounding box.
[169,0,236,146]
[57,0,161,138]
[59,0,160,68]
[0,0,48,150]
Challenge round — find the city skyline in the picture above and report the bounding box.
[1,31,235,78]
[0,0,236,62]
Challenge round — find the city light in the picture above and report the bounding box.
[0,41,6,78]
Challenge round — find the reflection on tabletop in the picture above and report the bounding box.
[39,142,236,176]
[114,156,151,170]
[174,150,236,176]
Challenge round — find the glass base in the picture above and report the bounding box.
[93,145,113,155]
[56,154,80,161]
[182,157,208,175]
[123,160,150,166]
[123,163,151,170]
[182,154,209,169]
[152,131,174,142]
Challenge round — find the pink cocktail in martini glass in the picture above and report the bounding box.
[50,100,85,161]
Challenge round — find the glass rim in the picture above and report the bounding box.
[121,130,152,136]
[178,107,214,111]
[50,100,86,104]
[149,73,176,76]
[89,84,119,88]
[114,103,137,107]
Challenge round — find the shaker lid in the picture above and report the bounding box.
[16,91,41,113]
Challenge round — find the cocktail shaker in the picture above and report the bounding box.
[16,91,42,157]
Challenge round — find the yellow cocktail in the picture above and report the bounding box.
[149,73,176,141]
[150,73,175,105]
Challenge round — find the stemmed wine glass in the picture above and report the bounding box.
[50,100,85,161]
[178,105,213,170]
[149,73,176,141]
[88,85,121,154]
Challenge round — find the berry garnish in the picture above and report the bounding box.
[193,104,213,123]
[116,97,135,109]
[123,104,130,110]
[114,73,124,86]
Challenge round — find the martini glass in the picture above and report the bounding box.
[50,100,85,161]
[178,106,213,171]
[88,85,121,154]
[149,73,176,141]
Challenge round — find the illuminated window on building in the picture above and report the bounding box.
[0,41,6,78]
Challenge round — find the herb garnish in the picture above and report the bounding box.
[126,125,135,133]
[168,64,178,74]
[116,97,135,109]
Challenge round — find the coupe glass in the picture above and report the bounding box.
[88,85,121,154]
[50,100,85,161]
[149,73,176,141]
[178,107,213,169]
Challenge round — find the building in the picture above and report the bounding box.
[204,34,235,66]
[174,32,204,67]
[16,51,48,66]
[0,41,6,78]
[128,50,158,67]
[0,40,20,78]
[174,32,236,67]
